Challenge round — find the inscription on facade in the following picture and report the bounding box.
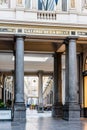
[0,28,16,33]
[77,31,87,36]
[0,26,87,38]
[24,28,70,36]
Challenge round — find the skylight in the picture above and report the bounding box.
[12,56,48,62]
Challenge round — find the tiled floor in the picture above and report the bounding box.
[0,109,87,130]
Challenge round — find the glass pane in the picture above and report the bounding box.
[62,0,67,11]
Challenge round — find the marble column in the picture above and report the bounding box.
[52,52,63,117]
[2,75,5,102]
[38,71,44,113]
[63,37,80,121]
[14,35,26,121]
[3,77,6,104]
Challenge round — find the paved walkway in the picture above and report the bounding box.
[0,109,87,130]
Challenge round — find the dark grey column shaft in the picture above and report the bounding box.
[2,76,5,102]
[52,52,62,117]
[65,43,69,103]
[38,71,43,106]
[69,38,77,102]
[15,36,24,103]
[53,53,62,104]
[53,53,58,104]
[3,76,6,103]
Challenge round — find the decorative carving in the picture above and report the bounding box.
[71,0,75,8]
[17,0,22,5]
[0,0,8,5]
[84,0,87,8]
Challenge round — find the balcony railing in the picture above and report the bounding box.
[37,11,56,20]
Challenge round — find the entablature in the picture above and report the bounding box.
[0,23,87,40]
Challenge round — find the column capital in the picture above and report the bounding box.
[14,34,26,42]
[63,36,78,45]
[37,70,43,77]
[67,36,78,40]
[53,52,62,59]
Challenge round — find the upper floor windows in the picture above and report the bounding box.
[62,0,67,11]
[38,0,55,11]
[38,0,67,11]
[0,0,9,8]
[0,0,68,12]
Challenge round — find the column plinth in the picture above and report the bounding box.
[52,102,63,117]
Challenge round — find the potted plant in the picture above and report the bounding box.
[0,99,6,109]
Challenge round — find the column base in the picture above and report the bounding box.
[52,102,63,118]
[13,102,26,122]
[63,102,80,121]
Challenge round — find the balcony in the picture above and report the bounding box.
[37,11,56,20]
[0,0,86,28]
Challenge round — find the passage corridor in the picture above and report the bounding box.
[0,109,87,130]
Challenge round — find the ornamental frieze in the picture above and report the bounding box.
[0,26,86,37]
[24,28,70,36]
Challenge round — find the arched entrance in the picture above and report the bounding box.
[0,30,86,121]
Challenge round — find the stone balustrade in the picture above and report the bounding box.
[37,11,56,20]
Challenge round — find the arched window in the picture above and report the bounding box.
[62,0,67,11]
